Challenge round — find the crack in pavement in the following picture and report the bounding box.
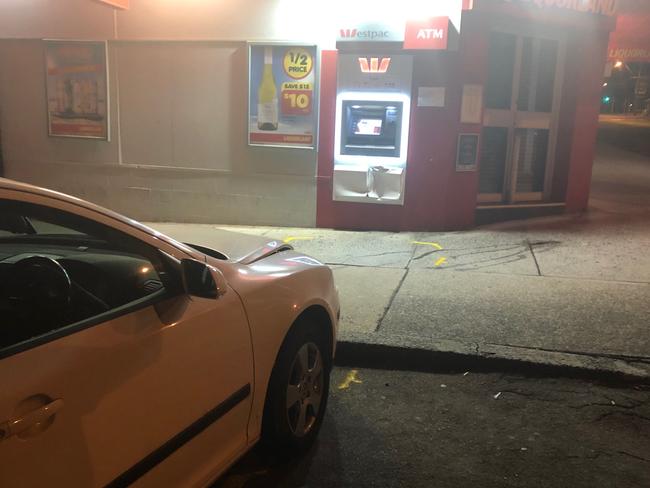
[593,410,650,423]
[617,451,650,463]
[484,342,650,364]
[528,240,562,247]
[405,242,418,269]
[410,244,524,263]
[569,398,649,410]
[422,249,531,271]
[562,450,649,463]
[527,239,542,276]
[410,248,444,261]
[375,268,410,333]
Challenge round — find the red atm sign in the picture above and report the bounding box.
[403,17,449,50]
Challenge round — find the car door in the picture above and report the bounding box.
[0,195,254,487]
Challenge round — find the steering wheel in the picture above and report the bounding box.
[12,256,72,320]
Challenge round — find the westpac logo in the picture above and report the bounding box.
[339,28,391,40]
[358,57,391,74]
[417,28,444,40]
[339,28,358,38]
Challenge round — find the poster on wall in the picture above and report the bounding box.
[248,43,317,148]
[45,40,109,140]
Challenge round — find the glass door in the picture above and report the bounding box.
[478,29,565,204]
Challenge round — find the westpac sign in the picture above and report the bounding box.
[336,21,404,43]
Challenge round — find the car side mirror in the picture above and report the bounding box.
[181,258,227,299]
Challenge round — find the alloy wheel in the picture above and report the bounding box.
[285,342,324,437]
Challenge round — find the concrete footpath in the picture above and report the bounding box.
[146,143,650,379]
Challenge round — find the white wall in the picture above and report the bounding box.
[0,1,320,226]
[0,37,317,225]
[0,0,464,226]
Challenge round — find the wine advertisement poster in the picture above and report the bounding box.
[248,43,317,148]
[45,40,109,139]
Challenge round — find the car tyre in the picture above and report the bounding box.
[262,320,331,454]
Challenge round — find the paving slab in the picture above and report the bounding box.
[410,231,539,276]
[380,269,650,358]
[476,143,650,284]
[531,228,650,283]
[264,228,417,268]
[474,213,650,283]
[331,265,406,334]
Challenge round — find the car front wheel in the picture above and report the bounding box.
[262,320,331,453]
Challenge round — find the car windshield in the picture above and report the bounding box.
[0,205,90,239]
[0,216,86,237]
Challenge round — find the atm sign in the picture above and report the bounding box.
[403,17,449,50]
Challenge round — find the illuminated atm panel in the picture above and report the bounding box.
[335,92,410,166]
[333,54,413,205]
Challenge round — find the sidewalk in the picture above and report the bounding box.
[145,143,650,379]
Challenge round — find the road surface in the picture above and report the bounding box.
[214,367,650,488]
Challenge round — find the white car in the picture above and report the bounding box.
[0,178,339,487]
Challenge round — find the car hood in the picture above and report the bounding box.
[185,228,293,265]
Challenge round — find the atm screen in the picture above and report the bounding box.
[341,100,403,158]
[355,119,383,135]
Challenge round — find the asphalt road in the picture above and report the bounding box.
[598,115,650,157]
[214,367,650,488]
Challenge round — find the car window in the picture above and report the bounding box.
[0,199,178,354]
[29,218,87,236]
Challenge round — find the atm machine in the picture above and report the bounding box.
[333,54,413,205]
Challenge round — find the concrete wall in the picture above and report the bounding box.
[0,38,317,225]
[0,0,321,226]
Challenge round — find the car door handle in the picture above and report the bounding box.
[0,398,64,441]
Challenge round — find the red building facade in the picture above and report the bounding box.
[316,1,616,231]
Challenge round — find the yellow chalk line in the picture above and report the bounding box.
[338,369,362,390]
[413,240,447,265]
[412,241,443,250]
[283,236,315,243]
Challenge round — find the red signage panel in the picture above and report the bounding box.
[607,14,650,62]
[403,17,449,50]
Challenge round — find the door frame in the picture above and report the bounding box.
[478,23,566,204]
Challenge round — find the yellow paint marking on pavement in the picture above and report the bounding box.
[435,257,447,266]
[283,236,315,244]
[412,241,443,250]
[338,369,362,390]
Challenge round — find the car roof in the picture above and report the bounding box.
[0,177,198,257]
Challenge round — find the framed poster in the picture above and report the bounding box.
[45,40,109,140]
[248,43,317,149]
[456,133,479,172]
